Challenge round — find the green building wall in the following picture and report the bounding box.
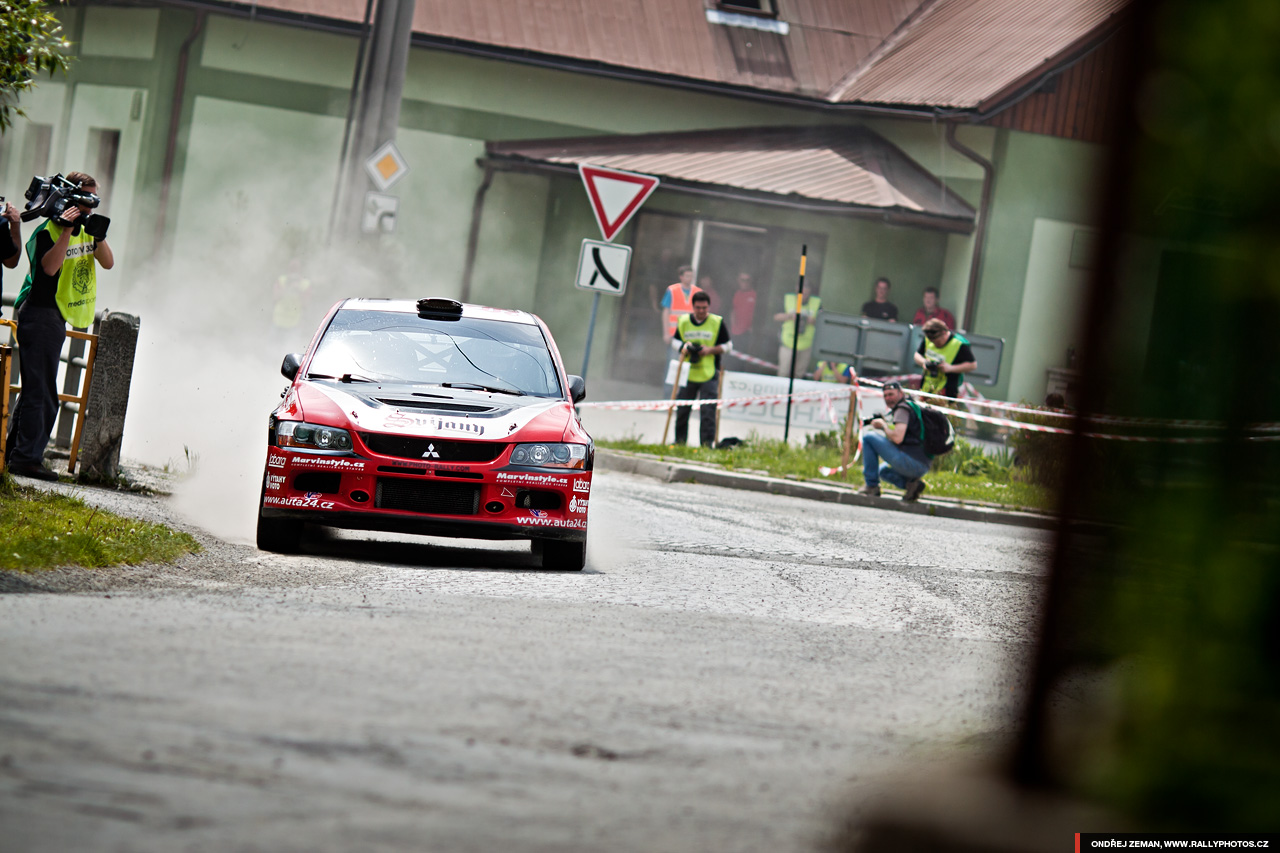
[0,5,1110,402]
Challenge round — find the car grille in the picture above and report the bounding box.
[359,432,506,462]
[375,479,480,515]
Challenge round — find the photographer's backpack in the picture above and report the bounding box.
[904,399,956,457]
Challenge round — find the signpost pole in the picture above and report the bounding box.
[783,245,807,443]
[581,292,601,377]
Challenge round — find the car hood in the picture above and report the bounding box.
[286,380,574,442]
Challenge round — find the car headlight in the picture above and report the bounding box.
[276,420,353,452]
[509,442,588,469]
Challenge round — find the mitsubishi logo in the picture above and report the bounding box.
[422,443,440,459]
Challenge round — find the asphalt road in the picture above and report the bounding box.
[0,471,1051,852]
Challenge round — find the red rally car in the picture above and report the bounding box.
[256,297,593,570]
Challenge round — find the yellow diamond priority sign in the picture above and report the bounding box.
[364,141,408,192]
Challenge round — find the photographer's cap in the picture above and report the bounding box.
[882,380,903,391]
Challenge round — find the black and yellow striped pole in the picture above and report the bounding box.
[783,245,806,443]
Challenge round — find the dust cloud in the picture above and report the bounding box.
[115,216,386,544]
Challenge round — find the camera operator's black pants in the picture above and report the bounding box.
[5,305,64,467]
[674,377,719,447]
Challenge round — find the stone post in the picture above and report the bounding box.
[77,311,140,482]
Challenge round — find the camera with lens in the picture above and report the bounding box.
[22,174,110,239]
[684,342,705,359]
[924,356,945,375]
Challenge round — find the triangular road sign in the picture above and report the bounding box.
[578,164,660,242]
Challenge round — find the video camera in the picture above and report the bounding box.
[22,174,110,239]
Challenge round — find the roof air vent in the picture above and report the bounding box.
[417,297,464,319]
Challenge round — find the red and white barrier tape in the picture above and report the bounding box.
[580,382,1280,443]
[725,350,780,371]
[578,386,854,412]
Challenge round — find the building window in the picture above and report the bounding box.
[87,128,121,214]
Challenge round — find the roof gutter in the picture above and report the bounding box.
[945,122,995,330]
[478,155,976,235]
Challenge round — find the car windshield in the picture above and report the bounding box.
[307,309,563,397]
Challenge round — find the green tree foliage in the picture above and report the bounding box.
[0,0,72,132]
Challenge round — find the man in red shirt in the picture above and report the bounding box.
[911,287,956,329]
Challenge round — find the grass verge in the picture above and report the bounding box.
[597,433,1056,513]
[0,472,201,572]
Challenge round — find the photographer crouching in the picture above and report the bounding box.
[4,172,114,481]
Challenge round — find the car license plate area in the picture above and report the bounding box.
[375,478,480,515]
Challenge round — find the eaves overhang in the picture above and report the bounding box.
[483,126,978,235]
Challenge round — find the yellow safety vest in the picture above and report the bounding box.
[677,312,723,384]
[921,332,969,396]
[780,294,819,350]
[18,222,97,328]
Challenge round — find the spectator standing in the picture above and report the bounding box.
[860,277,899,322]
[5,171,114,481]
[672,291,731,447]
[660,265,702,342]
[911,286,956,329]
[659,265,702,391]
[0,197,20,309]
[914,317,977,398]
[773,281,820,378]
[858,380,930,501]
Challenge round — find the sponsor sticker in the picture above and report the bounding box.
[514,517,586,529]
[496,472,569,487]
[289,456,367,471]
[267,454,287,469]
[529,509,547,518]
[265,473,285,491]
[384,412,486,437]
[263,495,336,510]
[569,497,588,514]
[573,479,590,494]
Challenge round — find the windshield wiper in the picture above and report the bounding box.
[306,372,378,383]
[439,381,525,396]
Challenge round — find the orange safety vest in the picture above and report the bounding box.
[664,283,703,339]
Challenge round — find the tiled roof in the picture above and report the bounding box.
[486,126,977,232]
[826,0,1129,109]
[237,0,1127,112]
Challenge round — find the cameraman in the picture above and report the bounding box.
[672,290,731,447]
[4,171,114,481]
[913,317,976,398]
[0,197,20,306]
[858,381,930,502]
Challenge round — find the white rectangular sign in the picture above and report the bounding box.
[719,370,852,430]
[575,239,631,296]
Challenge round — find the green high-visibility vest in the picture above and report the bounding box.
[780,293,819,350]
[677,312,724,384]
[921,332,969,396]
[15,221,98,328]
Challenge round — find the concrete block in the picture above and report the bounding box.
[77,311,140,482]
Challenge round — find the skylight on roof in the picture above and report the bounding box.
[706,9,789,36]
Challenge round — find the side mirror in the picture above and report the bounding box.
[567,374,587,404]
[281,353,303,381]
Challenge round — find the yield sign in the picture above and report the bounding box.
[578,164,660,242]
